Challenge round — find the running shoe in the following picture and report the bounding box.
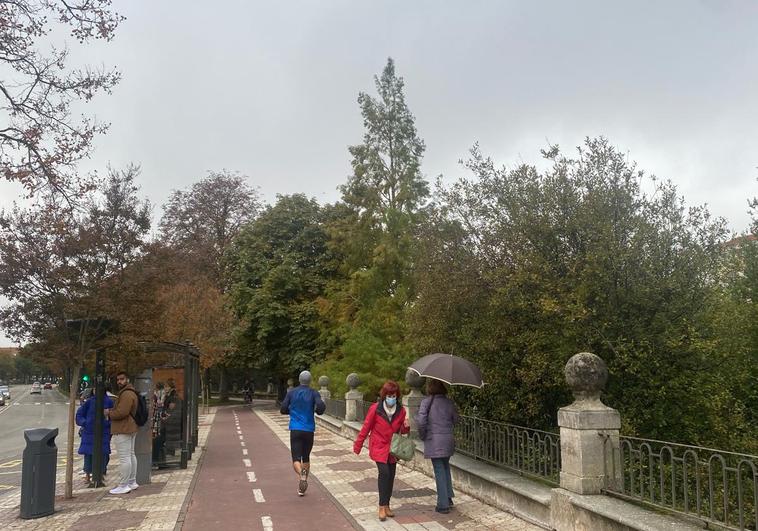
[298,469,308,495]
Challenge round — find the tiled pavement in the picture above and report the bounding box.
[0,405,542,530]
[254,407,542,531]
[0,409,215,530]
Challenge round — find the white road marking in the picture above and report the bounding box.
[242,449,248,455]
[253,489,265,503]
[237,430,242,434]
[240,441,246,447]
[243,459,252,467]
[246,471,257,482]
[239,435,243,440]
[34,402,40,405]
[45,402,51,405]
[261,515,273,530]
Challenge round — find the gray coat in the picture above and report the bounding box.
[416,394,459,458]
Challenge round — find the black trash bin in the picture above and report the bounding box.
[20,427,58,519]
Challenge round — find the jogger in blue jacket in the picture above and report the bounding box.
[280,370,326,496]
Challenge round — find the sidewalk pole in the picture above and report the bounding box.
[91,348,106,487]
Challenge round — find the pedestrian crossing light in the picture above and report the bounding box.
[82,375,90,382]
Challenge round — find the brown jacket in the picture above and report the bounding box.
[110,384,138,434]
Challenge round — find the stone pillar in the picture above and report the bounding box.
[402,369,425,438]
[286,378,294,392]
[318,376,331,401]
[558,352,621,495]
[344,373,361,422]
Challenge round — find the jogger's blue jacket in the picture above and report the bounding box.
[280,385,326,432]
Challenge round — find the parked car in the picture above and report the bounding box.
[0,385,9,400]
[0,394,5,406]
[43,382,53,390]
[30,381,42,394]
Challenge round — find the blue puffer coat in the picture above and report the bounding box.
[76,395,114,456]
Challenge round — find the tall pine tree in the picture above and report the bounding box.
[316,58,429,397]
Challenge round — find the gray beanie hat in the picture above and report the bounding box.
[299,370,312,385]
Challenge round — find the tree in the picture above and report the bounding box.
[13,352,37,383]
[1,0,123,198]
[156,272,233,371]
[0,350,15,381]
[316,58,429,398]
[159,170,261,284]
[159,170,260,399]
[0,165,150,497]
[410,138,736,446]
[226,194,335,388]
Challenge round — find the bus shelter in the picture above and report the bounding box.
[137,341,201,469]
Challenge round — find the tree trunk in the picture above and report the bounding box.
[65,364,79,499]
[219,367,229,401]
[204,367,211,410]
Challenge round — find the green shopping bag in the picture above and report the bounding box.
[390,432,415,461]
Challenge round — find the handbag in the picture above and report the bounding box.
[390,432,415,461]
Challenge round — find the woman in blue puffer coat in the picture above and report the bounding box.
[76,389,114,483]
[415,378,459,514]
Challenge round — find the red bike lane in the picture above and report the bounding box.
[181,405,356,530]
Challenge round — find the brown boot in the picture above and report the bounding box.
[385,505,395,517]
[378,506,387,521]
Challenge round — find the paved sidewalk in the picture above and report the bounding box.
[182,405,355,530]
[0,409,215,530]
[253,406,542,531]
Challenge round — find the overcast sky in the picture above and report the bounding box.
[1,0,757,346]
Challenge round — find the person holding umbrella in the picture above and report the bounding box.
[353,380,410,521]
[416,378,459,513]
[408,353,484,514]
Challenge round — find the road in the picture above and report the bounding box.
[0,384,79,498]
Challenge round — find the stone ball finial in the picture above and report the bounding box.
[405,369,424,389]
[565,352,608,401]
[318,375,330,388]
[346,373,360,390]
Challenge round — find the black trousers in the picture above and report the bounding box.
[376,461,397,506]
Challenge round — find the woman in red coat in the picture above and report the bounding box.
[353,380,410,521]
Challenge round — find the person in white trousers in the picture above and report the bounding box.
[105,371,139,494]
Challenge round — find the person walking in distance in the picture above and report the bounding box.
[279,370,326,496]
[105,371,139,494]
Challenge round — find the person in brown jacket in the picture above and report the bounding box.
[105,371,139,494]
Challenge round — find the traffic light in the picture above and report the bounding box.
[79,368,90,392]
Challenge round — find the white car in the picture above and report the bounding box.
[30,382,42,394]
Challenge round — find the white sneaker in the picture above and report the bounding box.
[127,481,139,490]
[109,485,131,495]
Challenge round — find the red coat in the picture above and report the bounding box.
[353,402,410,464]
